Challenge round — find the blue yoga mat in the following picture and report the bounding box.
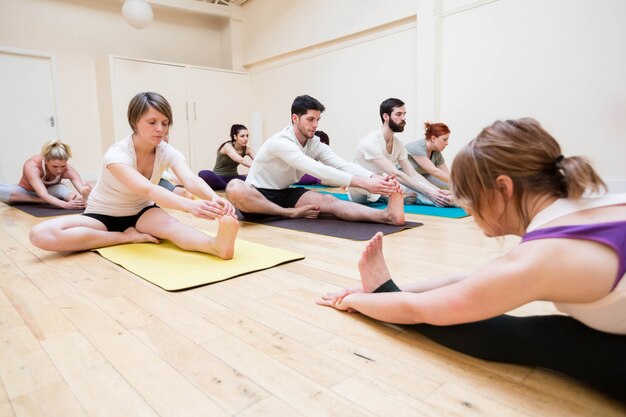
[320,192,469,218]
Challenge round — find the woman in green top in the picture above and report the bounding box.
[405,122,451,189]
[198,124,255,190]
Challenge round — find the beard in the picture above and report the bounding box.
[389,118,406,132]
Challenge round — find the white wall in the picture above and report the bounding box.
[243,0,626,190]
[243,1,418,161]
[0,0,227,179]
[242,0,417,66]
[437,0,626,190]
[248,24,417,161]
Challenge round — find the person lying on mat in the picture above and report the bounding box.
[225,94,405,225]
[158,134,193,199]
[318,117,626,402]
[294,130,329,186]
[30,92,238,260]
[0,139,92,209]
[348,98,451,207]
[198,124,255,191]
[403,121,452,190]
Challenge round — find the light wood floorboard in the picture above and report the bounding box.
[0,202,624,416]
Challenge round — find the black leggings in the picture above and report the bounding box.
[374,280,626,403]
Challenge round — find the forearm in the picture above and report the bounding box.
[426,167,449,183]
[182,176,219,200]
[342,292,424,324]
[146,184,193,212]
[396,171,436,195]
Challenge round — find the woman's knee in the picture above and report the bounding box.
[29,222,59,250]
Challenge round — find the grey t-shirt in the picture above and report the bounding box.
[405,138,445,175]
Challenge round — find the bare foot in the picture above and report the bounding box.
[383,192,405,225]
[286,204,320,219]
[123,227,160,244]
[358,232,392,292]
[212,215,239,260]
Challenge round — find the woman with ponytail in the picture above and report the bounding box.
[198,124,255,190]
[0,140,91,209]
[319,118,626,402]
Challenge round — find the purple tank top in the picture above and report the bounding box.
[522,220,626,288]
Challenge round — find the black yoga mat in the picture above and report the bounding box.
[237,212,423,240]
[10,203,84,217]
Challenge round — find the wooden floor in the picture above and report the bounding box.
[1,199,624,417]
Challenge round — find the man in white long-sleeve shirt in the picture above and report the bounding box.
[226,95,405,225]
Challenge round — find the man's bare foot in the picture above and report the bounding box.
[286,204,320,219]
[123,227,160,244]
[383,192,405,225]
[358,232,392,292]
[212,215,239,260]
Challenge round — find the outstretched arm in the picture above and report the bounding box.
[375,158,450,206]
[23,161,84,209]
[222,143,252,168]
[64,163,92,200]
[411,155,450,183]
[170,162,236,217]
[108,163,228,220]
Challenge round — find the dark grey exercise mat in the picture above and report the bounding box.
[10,203,84,217]
[237,212,423,240]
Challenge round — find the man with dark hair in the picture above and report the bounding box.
[349,98,451,206]
[226,95,405,224]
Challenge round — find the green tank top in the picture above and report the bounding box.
[213,143,246,176]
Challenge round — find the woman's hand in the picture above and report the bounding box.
[64,195,86,210]
[188,199,226,220]
[316,287,362,312]
[214,195,237,218]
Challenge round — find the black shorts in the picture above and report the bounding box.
[83,205,158,232]
[239,187,309,219]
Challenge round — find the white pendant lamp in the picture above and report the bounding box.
[122,0,153,29]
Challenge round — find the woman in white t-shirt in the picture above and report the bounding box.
[30,92,238,260]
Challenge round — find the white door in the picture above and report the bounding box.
[189,67,250,173]
[0,52,58,184]
[110,58,191,162]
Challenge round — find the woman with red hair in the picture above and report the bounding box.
[405,122,451,189]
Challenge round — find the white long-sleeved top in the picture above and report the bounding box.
[246,126,372,189]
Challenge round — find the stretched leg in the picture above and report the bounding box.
[297,190,405,225]
[0,184,43,204]
[29,216,158,252]
[135,207,238,259]
[47,183,77,202]
[198,170,228,191]
[361,241,626,402]
[225,179,320,219]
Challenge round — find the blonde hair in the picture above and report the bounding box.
[40,139,72,161]
[451,118,606,227]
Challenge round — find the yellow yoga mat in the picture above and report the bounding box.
[94,238,304,291]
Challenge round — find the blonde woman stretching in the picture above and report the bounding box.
[30,92,238,259]
[0,140,91,209]
[319,118,626,402]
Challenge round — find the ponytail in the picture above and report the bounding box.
[41,139,72,161]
